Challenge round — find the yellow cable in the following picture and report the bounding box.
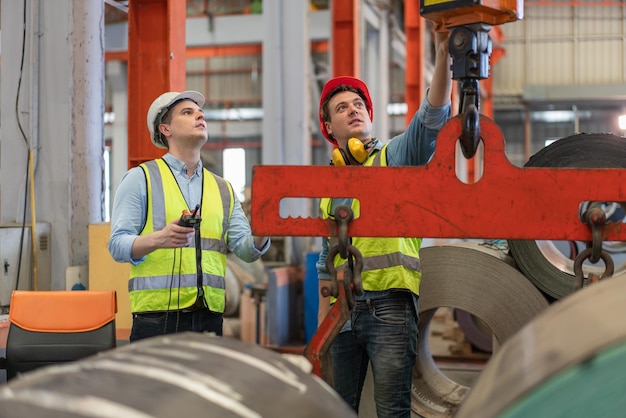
[29,149,38,290]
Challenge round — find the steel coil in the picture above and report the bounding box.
[508,133,626,300]
[454,309,493,354]
[410,244,549,418]
[0,333,357,418]
[456,276,626,418]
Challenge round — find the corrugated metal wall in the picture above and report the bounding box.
[186,55,263,107]
[494,2,626,166]
[496,3,626,95]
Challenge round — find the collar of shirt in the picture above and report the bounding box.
[372,138,384,150]
[162,153,203,179]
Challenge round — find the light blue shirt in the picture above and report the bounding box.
[108,153,269,265]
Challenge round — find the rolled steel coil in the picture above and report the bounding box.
[410,244,550,418]
[508,132,626,300]
[0,333,357,418]
[453,308,493,354]
[456,276,626,418]
[224,264,241,317]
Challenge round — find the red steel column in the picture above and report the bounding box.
[404,0,425,126]
[331,0,359,77]
[127,0,187,168]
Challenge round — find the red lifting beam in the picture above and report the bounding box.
[251,116,626,242]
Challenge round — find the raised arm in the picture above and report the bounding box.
[427,30,453,107]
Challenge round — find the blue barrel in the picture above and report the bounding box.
[304,252,319,343]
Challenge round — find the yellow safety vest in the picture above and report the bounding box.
[320,145,422,295]
[129,159,234,313]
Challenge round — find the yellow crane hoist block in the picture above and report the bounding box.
[420,0,523,29]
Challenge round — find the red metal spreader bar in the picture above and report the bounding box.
[302,270,351,384]
[251,115,626,241]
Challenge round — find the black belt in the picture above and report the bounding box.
[181,296,208,312]
[355,291,413,304]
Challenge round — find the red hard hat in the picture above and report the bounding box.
[319,76,374,146]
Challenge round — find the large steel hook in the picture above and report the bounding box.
[449,24,492,159]
[459,80,480,159]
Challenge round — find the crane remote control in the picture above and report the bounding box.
[178,204,201,228]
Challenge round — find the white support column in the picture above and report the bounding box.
[0,0,105,289]
[262,1,312,264]
[1,1,37,223]
[363,4,389,142]
[262,0,311,168]
[105,60,128,218]
[69,0,106,269]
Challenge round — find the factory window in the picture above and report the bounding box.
[223,148,246,202]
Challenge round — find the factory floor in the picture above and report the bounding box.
[0,311,486,399]
[435,357,484,387]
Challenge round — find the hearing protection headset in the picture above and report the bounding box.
[330,137,378,166]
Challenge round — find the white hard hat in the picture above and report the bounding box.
[146,90,205,148]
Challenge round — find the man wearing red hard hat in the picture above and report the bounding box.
[317,31,452,418]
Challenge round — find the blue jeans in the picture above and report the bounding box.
[130,309,223,342]
[330,292,418,418]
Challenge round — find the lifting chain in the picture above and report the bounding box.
[322,205,364,309]
[583,205,607,263]
[573,206,615,290]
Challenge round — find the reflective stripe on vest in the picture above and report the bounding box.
[320,144,421,295]
[129,159,234,313]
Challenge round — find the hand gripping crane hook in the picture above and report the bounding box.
[420,0,523,158]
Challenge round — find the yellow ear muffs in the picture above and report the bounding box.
[330,138,369,166]
[347,137,368,164]
[331,148,350,166]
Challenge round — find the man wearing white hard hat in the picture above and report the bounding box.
[109,90,270,342]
